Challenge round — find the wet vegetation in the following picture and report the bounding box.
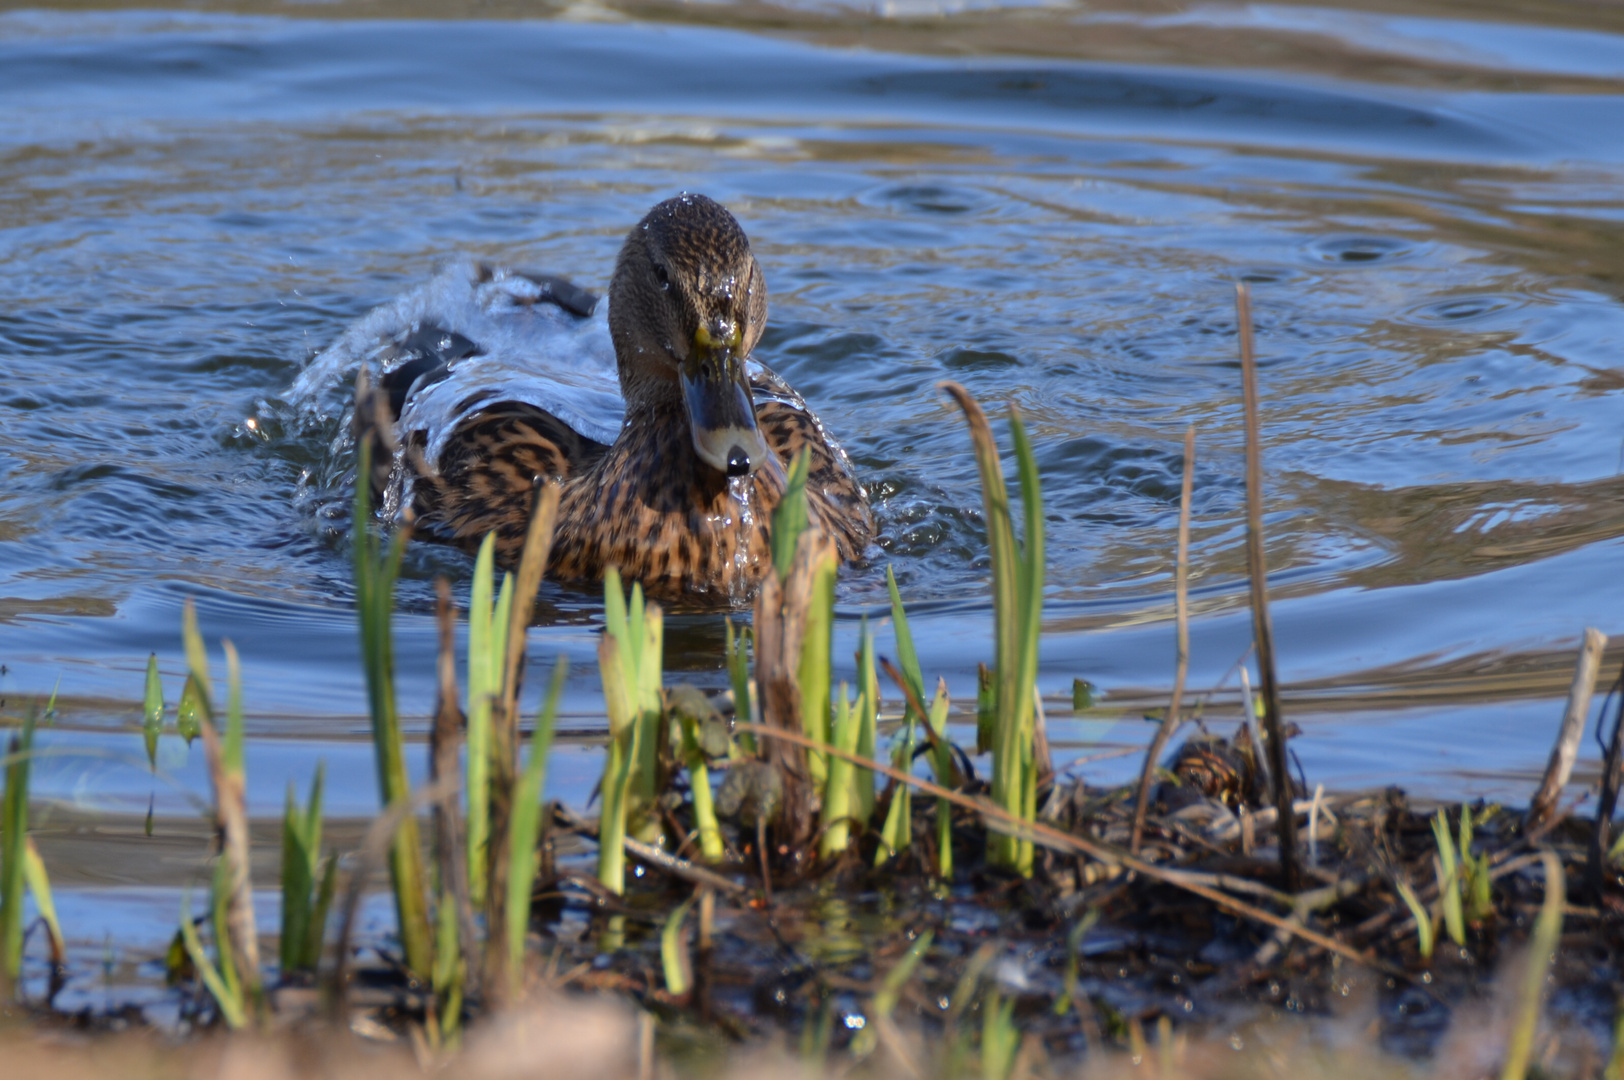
[2,303,1623,1078]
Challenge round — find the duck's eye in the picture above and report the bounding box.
[653,263,670,290]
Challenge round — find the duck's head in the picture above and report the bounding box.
[608,193,772,479]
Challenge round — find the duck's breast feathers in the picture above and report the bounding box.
[291,259,626,452]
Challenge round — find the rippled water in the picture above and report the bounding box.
[1,0,1622,1009]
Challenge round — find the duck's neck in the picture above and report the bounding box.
[592,399,733,504]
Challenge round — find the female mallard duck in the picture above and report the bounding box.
[345,193,873,600]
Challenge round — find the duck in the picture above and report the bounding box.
[341,193,874,600]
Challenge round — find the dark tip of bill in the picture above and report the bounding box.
[726,446,750,477]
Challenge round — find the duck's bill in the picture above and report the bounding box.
[681,343,771,478]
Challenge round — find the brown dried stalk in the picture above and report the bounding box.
[1131,424,1195,854]
[1236,282,1302,893]
[486,482,560,1007]
[1528,627,1608,833]
[432,577,480,1003]
[751,528,832,853]
[201,641,261,1008]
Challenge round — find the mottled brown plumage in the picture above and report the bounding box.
[355,194,873,600]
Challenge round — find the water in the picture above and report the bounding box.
[1,0,1622,1010]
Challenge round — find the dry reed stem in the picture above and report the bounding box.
[486,481,559,1008]
[1131,424,1195,854]
[200,643,260,1004]
[1591,656,1624,889]
[1528,627,1609,832]
[326,776,455,1023]
[1236,282,1301,894]
[752,529,830,852]
[432,577,480,1003]
[737,722,1394,975]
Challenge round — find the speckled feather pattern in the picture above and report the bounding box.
[359,375,871,600]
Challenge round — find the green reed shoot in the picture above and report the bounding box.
[660,894,696,998]
[598,568,665,894]
[504,655,566,992]
[855,623,878,828]
[877,567,955,877]
[982,984,1020,1080]
[772,448,811,580]
[143,653,163,769]
[1432,808,1466,948]
[170,617,260,1026]
[1053,907,1100,1016]
[1395,876,1436,960]
[670,687,725,861]
[22,839,63,973]
[945,384,1044,875]
[850,929,933,1060]
[465,533,515,908]
[466,534,496,907]
[819,684,865,858]
[178,892,246,1030]
[1,708,37,994]
[1501,851,1566,1080]
[1459,805,1494,923]
[1604,999,1624,1080]
[280,763,336,974]
[352,442,434,979]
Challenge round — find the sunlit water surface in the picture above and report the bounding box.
[1,2,1622,1011]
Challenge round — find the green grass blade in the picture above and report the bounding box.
[981,987,1019,1080]
[143,653,163,770]
[305,853,337,971]
[181,599,214,710]
[672,690,725,862]
[1008,410,1044,876]
[885,566,927,716]
[352,440,435,980]
[280,783,312,973]
[597,631,633,896]
[819,685,860,858]
[851,929,934,1059]
[771,448,811,580]
[630,591,664,844]
[854,621,877,829]
[505,656,567,988]
[179,894,245,1030]
[661,895,697,998]
[177,676,203,744]
[929,681,954,879]
[1395,878,1435,960]
[798,548,837,786]
[1501,852,1565,1080]
[1433,809,1465,947]
[279,763,325,974]
[1,711,36,982]
[22,838,63,970]
[466,533,497,908]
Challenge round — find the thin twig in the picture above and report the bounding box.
[1131,424,1195,853]
[1236,282,1301,893]
[551,805,747,897]
[1528,627,1609,832]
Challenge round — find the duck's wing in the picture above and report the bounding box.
[302,259,626,532]
[298,258,625,447]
